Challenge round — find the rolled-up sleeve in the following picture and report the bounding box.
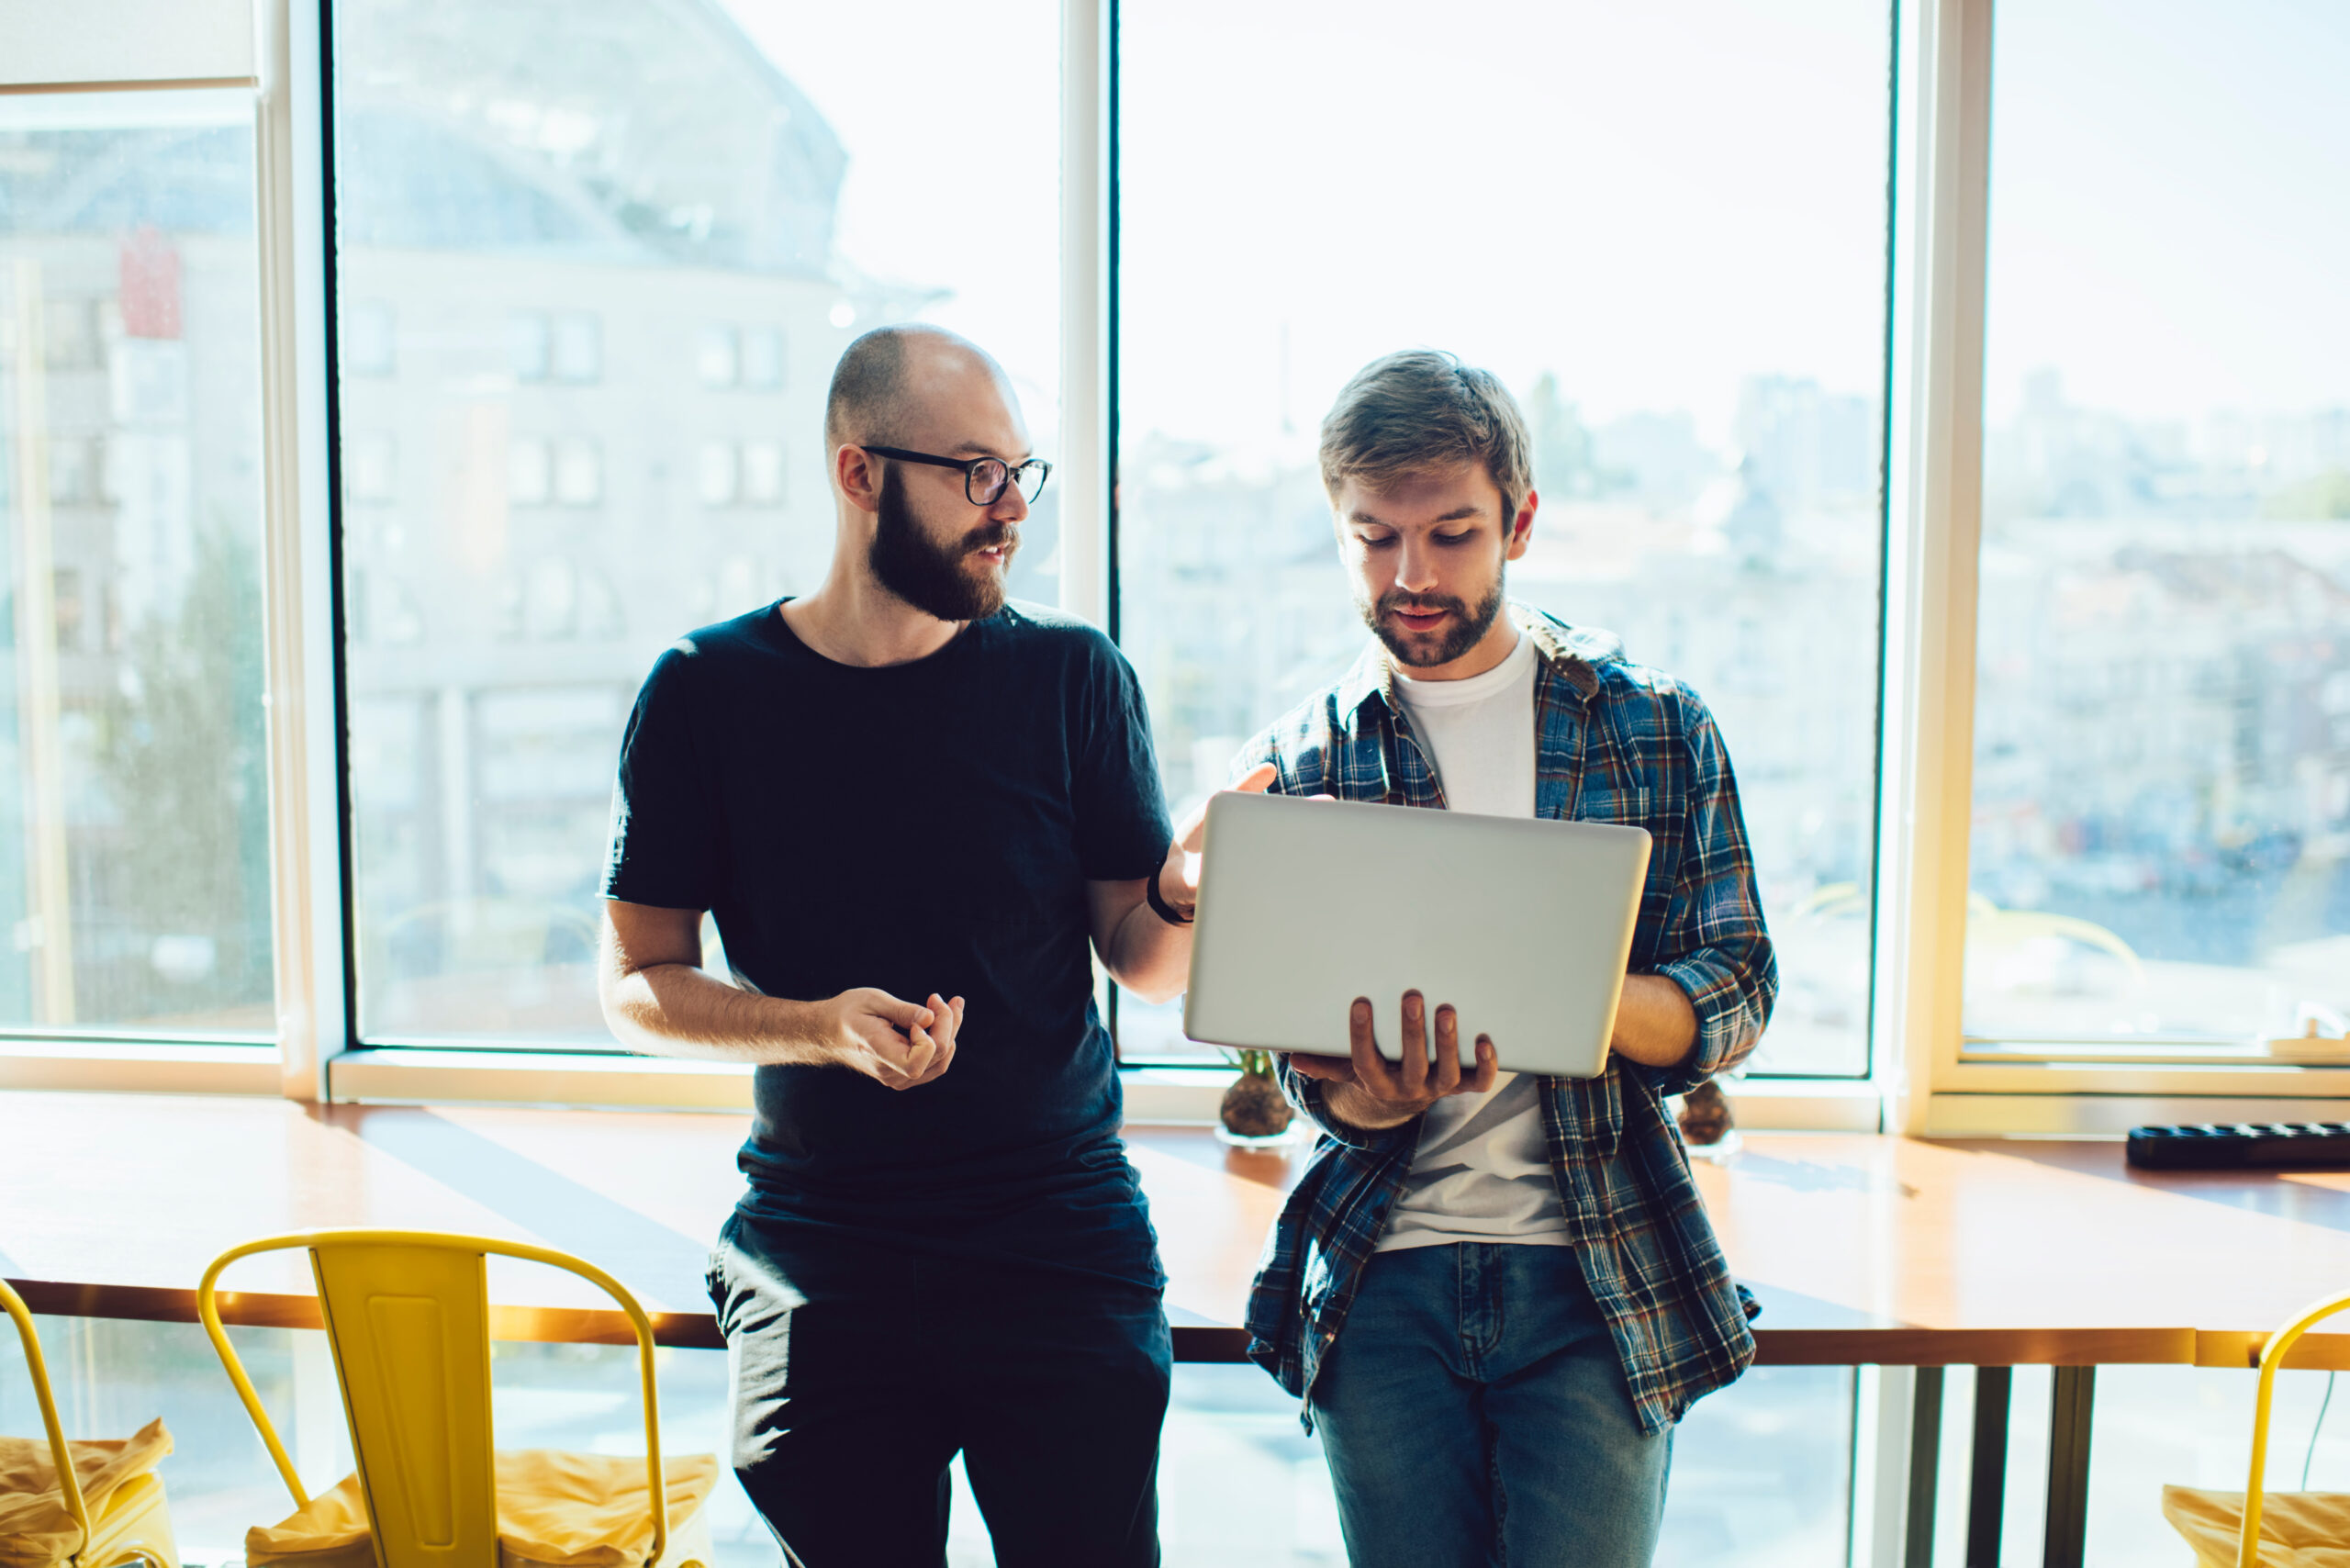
[1647,690,1777,1094]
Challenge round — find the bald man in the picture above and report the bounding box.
[600,327,1238,1566]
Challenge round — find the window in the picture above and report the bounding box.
[741,440,784,506]
[697,440,738,508]
[553,436,601,507]
[1113,0,1895,1072]
[0,89,273,1036]
[52,567,85,651]
[696,326,737,388]
[508,437,552,506]
[1964,0,2350,1055]
[741,324,784,390]
[14,0,2322,1119]
[509,310,550,383]
[550,310,599,384]
[47,434,95,502]
[331,0,1062,1047]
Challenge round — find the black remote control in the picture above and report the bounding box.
[2127,1122,2350,1170]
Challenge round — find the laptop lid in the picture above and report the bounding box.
[1181,791,1651,1079]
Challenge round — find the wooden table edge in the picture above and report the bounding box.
[34,1276,2350,1371]
[6,1276,1263,1361]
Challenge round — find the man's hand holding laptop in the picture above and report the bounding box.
[1283,991,1498,1130]
[1277,974,1696,1132]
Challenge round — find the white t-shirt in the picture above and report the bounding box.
[1378,629,1573,1251]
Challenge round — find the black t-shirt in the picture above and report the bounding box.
[603,600,1174,1298]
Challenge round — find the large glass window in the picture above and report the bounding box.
[1965,1,2350,1051]
[0,91,274,1037]
[6,1315,1850,1568]
[331,0,1062,1046]
[1115,0,1895,1073]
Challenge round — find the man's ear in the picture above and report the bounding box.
[1505,487,1538,562]
[834,442,883,514]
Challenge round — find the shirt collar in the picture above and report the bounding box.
[1335,599,1605,728]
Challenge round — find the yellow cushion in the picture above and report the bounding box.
[0,1417,173,1568]
[245,1450,720,1568]
[80,1472,181,1568]
[2165,1484,2350,1567]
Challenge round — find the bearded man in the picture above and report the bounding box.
[599,325,1248,1567]
[1237,350,1778,1568]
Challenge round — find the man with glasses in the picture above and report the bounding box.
[599,325,1242,1566]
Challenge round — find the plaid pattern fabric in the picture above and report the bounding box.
[1236,603,1776,1436]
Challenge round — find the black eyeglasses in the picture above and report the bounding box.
[865,446,1051,506]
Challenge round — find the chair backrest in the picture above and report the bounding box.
[196,1231,668,1568]
[0,1276,95,1564]
[2238,1286,2350,1567]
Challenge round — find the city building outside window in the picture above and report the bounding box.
[1114,0,1895,1073]
[550,310,600,384]
[0,89,274,1036]
[508,436,552,507]
[554,436,601,508]
[330,0,1060,1046]
[509,309,551,383]
[741,323,784,390]
[1962,0,2350,1058]
[741,439,784,506]
[696,324,738,388]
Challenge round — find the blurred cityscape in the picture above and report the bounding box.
[1970,374,2350,1045]
[1117,375,1885,1072]
[2,0,2345,1070]
[1120,366,2350,1068]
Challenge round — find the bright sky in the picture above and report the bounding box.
[715,0,1066,439]
[1983,0,2350,425]
[717,0,2348,456]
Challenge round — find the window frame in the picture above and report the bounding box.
[4,0,2338,1131]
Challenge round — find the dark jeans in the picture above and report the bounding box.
[1310,1243,1673,1568]
[709,1224,1171,1568]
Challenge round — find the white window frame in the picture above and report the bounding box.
[3,0,2335,1132]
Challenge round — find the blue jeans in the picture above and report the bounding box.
[1310,1243,1672,1568]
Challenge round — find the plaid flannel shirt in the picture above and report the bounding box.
[1237,603,1776,1436]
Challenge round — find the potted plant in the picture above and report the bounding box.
[1673,1078,1740,1162]
[1217,1049,1296,1147]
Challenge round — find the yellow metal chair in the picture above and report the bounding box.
[196,1231,716,1568]
[0,1277,178,1568]
[2165,1287,2350,1567]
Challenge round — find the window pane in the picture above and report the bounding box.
[1117,1,1892,1073]
[1965,2,2350,1047]
[334,0,1062,1046]
[1154,1361,1850,1565]
[9,1316,1850,1568]
[0,91,274,1037]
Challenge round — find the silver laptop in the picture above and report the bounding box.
[1182,792,1651,1079]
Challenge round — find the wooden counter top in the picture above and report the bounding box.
[7,1092,2349,1369]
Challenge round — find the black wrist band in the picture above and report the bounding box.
[1145,872,1195,926]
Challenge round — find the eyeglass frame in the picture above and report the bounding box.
[862,445,1052,506]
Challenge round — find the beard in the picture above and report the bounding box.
[1360,578,1507,668]
[867,467,1016,623]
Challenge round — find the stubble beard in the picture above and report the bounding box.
[867,466,1016,623]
